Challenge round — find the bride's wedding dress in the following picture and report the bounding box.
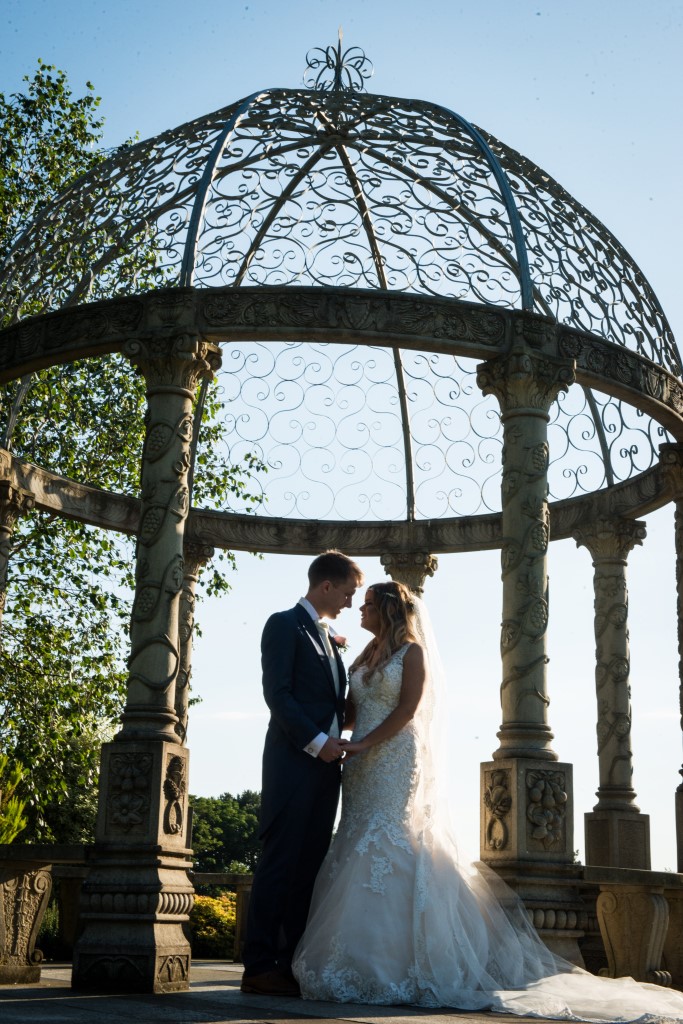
[293,643,683,1022]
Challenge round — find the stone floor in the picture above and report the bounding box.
[0,961,559,1024]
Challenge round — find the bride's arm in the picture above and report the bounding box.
[343,694,357,732]
[340,644,425,755]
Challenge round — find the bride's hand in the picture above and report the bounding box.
[339,738,368,758]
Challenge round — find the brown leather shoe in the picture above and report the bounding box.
[240,969,301,997]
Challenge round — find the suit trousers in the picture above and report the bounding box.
[242,758,341,976]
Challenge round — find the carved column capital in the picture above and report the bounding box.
[477,346,575,416]
[182,541,215,578]
[0,479,35,531]
[123,333,221,393]
[380,552,438,595]
[659,443,683,500]
[573,517,647,564]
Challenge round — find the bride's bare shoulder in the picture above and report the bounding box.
[404,642,425,666]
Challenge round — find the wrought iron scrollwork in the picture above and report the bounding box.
[304,35,374,93]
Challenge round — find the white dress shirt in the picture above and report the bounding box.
[298,597,341,757]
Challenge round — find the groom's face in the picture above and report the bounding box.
[319,577,358,619]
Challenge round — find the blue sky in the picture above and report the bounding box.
[2,0,682,869]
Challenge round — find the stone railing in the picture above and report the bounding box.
[0,844,90,984]
[580,866,683,990]
[3,843,682,991]
[191,871,253,961]
[0,846,253,983]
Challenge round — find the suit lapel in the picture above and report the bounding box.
[295,604,343,698]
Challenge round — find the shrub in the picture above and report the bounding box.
[190,892,236,958]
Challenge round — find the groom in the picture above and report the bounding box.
[240,549,364,997]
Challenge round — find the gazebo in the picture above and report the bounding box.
[1,40,682,994]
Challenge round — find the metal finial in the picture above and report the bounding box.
[304,33,374,93]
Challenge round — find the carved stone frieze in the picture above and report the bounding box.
[526,769,568,851]
[2,291,682,445]
[483,768,512,851]
[156,953,189,986]
[0,298,143,377]
[106,753,153,834]
[558,327,683,431]
[480,758,574,864]
[75,952,147,987]
[163,754,187,836]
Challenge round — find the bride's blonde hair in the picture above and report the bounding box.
[351,581,418,672]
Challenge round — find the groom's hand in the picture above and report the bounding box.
[318,736,346,763]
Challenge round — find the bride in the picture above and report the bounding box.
[292,581,683,1022]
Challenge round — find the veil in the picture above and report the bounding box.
[408,596,683,1020]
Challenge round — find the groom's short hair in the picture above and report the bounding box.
[308,550,363,588]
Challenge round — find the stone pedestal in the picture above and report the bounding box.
[72,741,193,993]
[585,809,651,870]
[481,758,584,962]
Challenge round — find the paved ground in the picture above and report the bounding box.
[0,961,558,1024]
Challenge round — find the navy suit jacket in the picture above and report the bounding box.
[258,604,346,835]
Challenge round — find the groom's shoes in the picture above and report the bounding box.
[240,969,301,997]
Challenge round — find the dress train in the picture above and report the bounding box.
[292,645,683,1023]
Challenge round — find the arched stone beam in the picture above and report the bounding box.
[1,287,683,437]
[1,450,670,555]
[8,455,140,535]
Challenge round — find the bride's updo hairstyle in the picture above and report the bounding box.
[353,581,419,671]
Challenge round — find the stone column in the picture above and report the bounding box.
[72,332,221,994]
[478,346,574,763]
[659,442,683,873]
[381,551,437,595]
[0,471,35,638]
[175,541,214,743]
[574,516,650,868]
[477,343,583,963]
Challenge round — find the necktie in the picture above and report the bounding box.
[317,621,340,694]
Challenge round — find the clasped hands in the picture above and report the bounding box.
[319,736,365,763]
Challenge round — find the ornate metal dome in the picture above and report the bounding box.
[1,42,681,535]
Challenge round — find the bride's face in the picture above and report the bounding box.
[359,589,381,636]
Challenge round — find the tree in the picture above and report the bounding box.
[190,791,261,873]
[0,64,263,841]
[0,754,27,844]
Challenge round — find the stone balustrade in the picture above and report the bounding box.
[0,847,253,982]
[581,866,683,990]
[2,845,682,990]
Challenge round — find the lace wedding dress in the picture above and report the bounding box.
[292,643,683,1022]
